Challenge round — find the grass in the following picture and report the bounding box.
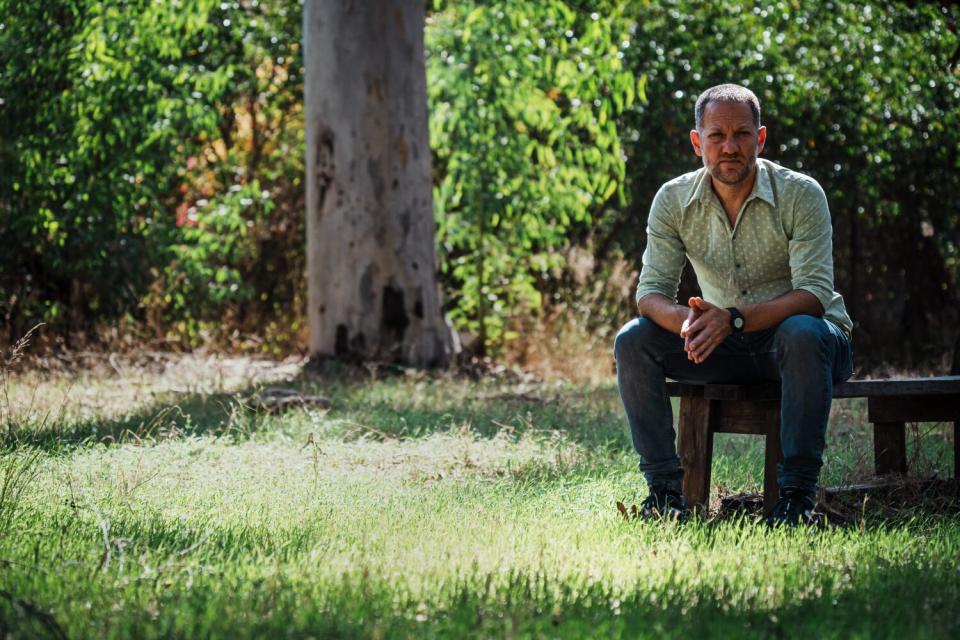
[0,354,958,638]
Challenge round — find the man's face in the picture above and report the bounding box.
[690,100,766,187]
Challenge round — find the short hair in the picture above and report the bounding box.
[694,84,761,130]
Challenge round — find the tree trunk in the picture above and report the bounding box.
[303,0,453,366]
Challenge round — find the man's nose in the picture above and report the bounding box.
[721,137,738,154]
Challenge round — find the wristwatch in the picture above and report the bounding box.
[726,307,745,334]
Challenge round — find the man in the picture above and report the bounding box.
[614,84,853,526]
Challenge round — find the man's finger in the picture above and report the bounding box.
[686,321,715,347]
[690,305,726,333]
[689,325,726,361]
[684,328,707,352]
[686,314,718,338]
[693,341,717,363]
[691,297,714,312]
[683,321,705,340]
[693,332,724,362]
[680,305,701,338]
[685,316,706,335]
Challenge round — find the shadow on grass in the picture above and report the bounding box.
[1,360,628,453]
[2,389,259,451]
[295,361,627,448]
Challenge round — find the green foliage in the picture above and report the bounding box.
[0,0,224,332]
[164,183,269,314]
[146,1,305,350]
[0,0,957,363]
[0,0,304,349]
[427,1,639,349]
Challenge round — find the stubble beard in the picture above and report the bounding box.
[709,157,754,186]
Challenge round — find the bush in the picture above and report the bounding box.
[1,0,957,367]
[427,0,638,351]
[0,0,304,351]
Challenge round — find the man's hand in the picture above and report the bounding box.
[679,300,702,341]
[681,297,733,364]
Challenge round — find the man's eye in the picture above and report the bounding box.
[709,134,723,140]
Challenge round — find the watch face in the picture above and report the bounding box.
[734,317,744,329]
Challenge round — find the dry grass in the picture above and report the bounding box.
[504,315,620,384]
[2,351,305,429]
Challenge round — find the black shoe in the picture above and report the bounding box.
[639,487,687,521]
[765,488,818,528]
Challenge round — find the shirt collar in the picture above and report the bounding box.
[684,158,777,210]
[752,159,776,207]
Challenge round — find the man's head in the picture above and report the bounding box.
[694,84,760,131]
[690,84,766,187]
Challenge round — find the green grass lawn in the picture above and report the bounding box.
[1,356,958,638]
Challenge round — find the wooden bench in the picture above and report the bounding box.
[667,376,960,515]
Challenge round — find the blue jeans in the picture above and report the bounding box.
[613,315,853,495]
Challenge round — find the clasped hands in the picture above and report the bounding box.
[680,297,733,364]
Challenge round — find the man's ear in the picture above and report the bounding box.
[690,129,702,157]
[757,125,767,154]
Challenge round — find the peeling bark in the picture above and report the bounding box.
[304,0,453,366]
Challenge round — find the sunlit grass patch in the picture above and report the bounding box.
[1,355,958,638]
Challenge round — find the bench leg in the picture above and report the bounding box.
[763,405,783,517]
[874,421,907,475]
[678,396,714,515]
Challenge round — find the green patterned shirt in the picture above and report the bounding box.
[636,158,853,336]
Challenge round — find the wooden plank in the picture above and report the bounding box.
[666,382,704,398]
[713,399,775,434]
[867,395,960,423]
[704,384,780,401]
[669,377,960,400]
[834,376,960,398]
[677,396,714,514]
[764,408,784,517]
[874,422,907,475]
[666,382,779,401]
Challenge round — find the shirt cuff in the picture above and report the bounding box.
[635,283,676,306]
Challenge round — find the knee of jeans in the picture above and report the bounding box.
[774,315,830,357]
[614,317,660,362]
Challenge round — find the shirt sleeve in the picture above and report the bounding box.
[789,181,835,314]
[635,186,686,307]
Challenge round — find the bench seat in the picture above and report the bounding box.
[666,376,960,515]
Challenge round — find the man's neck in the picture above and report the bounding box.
[710,165,758,225]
